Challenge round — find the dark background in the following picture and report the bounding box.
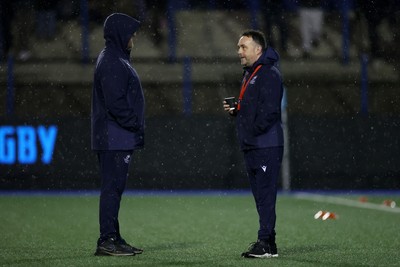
[1,1,400,191]
[1,115,399,190]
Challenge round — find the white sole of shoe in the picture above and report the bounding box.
[95,250,135,256]
[247,253,279,258]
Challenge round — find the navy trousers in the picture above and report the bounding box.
[97,150,133,244]
[243,147,283,242]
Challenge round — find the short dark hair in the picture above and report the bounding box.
[241,30,267,50]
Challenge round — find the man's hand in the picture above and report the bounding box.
[223,100,236,115]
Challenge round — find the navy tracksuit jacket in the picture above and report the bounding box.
[91,16,144,151]
[91,13,144,242]
[234,47,284,242]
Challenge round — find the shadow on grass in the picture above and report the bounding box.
[2,242,208,266]
[1,256,87,267]
[281,245,366,267]
[3,250,208,267]
[149,260,209,266]
[144,241,202,252]
[137,242,211,266]
[282,244,334,254]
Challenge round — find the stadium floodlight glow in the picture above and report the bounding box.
[0,125,58,165]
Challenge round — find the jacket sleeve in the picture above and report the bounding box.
[253,67,282,136]
[101,62,140,132]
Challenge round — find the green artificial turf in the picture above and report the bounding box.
[0,193,399,266]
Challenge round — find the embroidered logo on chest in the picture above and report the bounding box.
[124,155,131,164]
[261,165,267,172]
[249,76,258,85]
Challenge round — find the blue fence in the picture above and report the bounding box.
[3,0,363,118]
[76,0,353,63]
[360,54,369,115]
[6,55,14,117]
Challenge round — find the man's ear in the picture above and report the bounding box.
[256,44,262,54]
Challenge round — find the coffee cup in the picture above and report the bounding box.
[224,97,236,111]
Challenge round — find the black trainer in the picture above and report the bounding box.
[269,241,278,257]
[241,240,278,258]
[94,237,135,256]
[117,238,143,254]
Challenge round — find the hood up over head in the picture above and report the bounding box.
[103,13,140,55]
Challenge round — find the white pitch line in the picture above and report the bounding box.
[293,193,400,214]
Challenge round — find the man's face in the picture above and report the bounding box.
[127,33,137,52]
[237,36,261,67]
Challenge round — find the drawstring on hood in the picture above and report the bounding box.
[103,13,140,57]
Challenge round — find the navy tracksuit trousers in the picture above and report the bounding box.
[97,150,133,244]
[243,147,283,242]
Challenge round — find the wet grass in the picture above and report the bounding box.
[0,193,399,266]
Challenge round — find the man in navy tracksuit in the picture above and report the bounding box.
[91,13,144,256]
[224,30,284,258]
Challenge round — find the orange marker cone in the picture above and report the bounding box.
[322,212,337,220]
[383,200,396,208]
[359,196,368,203]
[314,210,337,220]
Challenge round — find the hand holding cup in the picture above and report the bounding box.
[224,97,236,112]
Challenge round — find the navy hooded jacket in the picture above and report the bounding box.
[91,13,144,150]
[235,47,284,151]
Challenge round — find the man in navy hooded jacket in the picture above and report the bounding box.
[91,13,144,256]
[224,30,284,258]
